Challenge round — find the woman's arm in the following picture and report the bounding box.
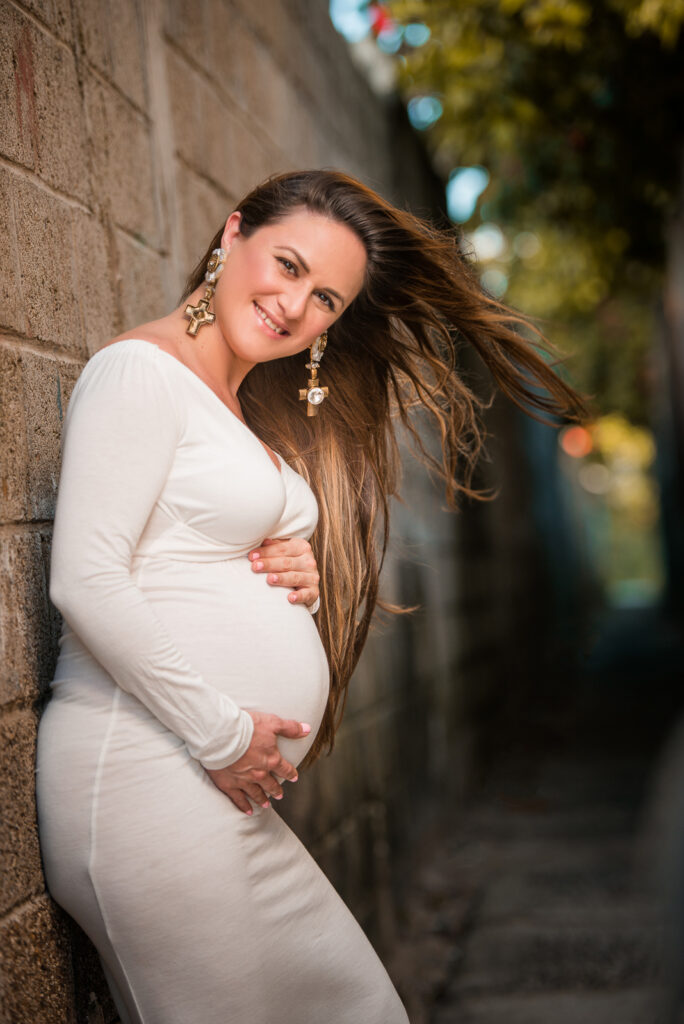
[49,345,303,779]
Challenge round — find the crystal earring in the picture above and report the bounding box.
[299,332,329,416]
[183,247,226,336]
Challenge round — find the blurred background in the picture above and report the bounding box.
[328,2,684,1021]
[1,1,683,1022]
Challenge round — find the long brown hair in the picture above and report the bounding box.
[181,169,587,766]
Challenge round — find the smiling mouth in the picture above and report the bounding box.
[254,302,289,336]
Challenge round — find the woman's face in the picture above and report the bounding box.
[213,207,367,364]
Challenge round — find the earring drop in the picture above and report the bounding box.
[299,332,329,416]
[184,248,226,337]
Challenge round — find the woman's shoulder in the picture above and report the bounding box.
[71,334,185,421]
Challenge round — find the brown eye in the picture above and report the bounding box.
[276,257,297,274]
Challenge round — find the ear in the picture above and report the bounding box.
[221,211,242,252]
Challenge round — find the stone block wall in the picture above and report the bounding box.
[0,1,466,1020]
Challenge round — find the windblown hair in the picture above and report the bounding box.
[181,169,586,766]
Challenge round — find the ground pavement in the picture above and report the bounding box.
[391,605,684,1024]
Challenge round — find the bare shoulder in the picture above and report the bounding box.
[102,318,181,359]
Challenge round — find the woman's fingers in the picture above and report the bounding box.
[287,587,317,606]
[224,788,253,815]
[248,537,320,607]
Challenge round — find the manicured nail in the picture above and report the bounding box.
[261,801,270,808]
[301,722,311,734]
[274,793,283,800]
[288,593,297,603]
[253,561,263,571]
[249,551,259,561]
[245,809,253,816]
[268,574,279,583]
[290,774,299,783]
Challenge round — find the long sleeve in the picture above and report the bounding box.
[49,346,254,770]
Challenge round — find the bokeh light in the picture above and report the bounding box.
[446,166,490,223]
[407,96,443,130]
[560,425,594,458]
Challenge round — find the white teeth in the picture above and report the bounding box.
[256,304,286,334]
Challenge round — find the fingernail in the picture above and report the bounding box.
[288,593,297,603]
[291,775,299,783]
[268,574,278,583]
[301,723,311,734]
[261,801,270,808]
[249,551,259,561]
[274,793,283,800]
[245,809,253,816]
[254,561,264,571]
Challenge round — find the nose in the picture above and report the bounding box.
[277,281,309,322]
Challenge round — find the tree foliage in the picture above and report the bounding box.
[386,0,684,421]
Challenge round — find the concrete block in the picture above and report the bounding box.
[225,113,277,200]
[107,0,146,111]
[52,0,74,44]
[165,45,201,170]
[0,169,25,335]
[176,162,231,273]
[19,0,73,42]
[55,355,85,412]
[84,72,158,246]
[71,210,119,354]
[0,895,75,1024]
[0,345,29,523]
[31,20,89,201]
[164,0,209,66]
[115,229,167,331]
[13,179,82,347]
[197,83,236,192]
[0,529,55,706]
[0,4,37,168]
[20,349,63,520]
[73,0,110,78]
[206,0,244,106]
[0,710,43,917]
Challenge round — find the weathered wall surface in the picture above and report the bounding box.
[0,1,461,1020]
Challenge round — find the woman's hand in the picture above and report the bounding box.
[248,536,320,608]
[204,711,311,815]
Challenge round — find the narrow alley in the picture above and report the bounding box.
[394,605,684,1024]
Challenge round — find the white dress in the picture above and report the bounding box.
[35,338,408,1024]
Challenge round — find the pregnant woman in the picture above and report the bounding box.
[36,170,584,1023]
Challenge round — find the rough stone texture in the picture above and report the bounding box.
[13,178,82,348]
[0,896,76,1024]
[114,229,167,333]
[0,3,37,170]
[83,71,158,245]
[0,711,43,917]
[0,529,55,707]
[0,345,29,523]
[20,349,63,521]
[72,209,120,352]
[0,170,24,336]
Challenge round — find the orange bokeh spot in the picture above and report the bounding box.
[560,425,593,458]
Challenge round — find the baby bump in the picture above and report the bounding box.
[133,557,330,735]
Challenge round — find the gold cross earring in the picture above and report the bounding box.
[184,248,226,336]
[299,332,329,416]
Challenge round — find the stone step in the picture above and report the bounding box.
[433,988,662,1024]
[450,921,662,997]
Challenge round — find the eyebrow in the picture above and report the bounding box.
[275,246,345,305]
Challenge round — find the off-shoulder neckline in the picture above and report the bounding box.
[92,339,284,476]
